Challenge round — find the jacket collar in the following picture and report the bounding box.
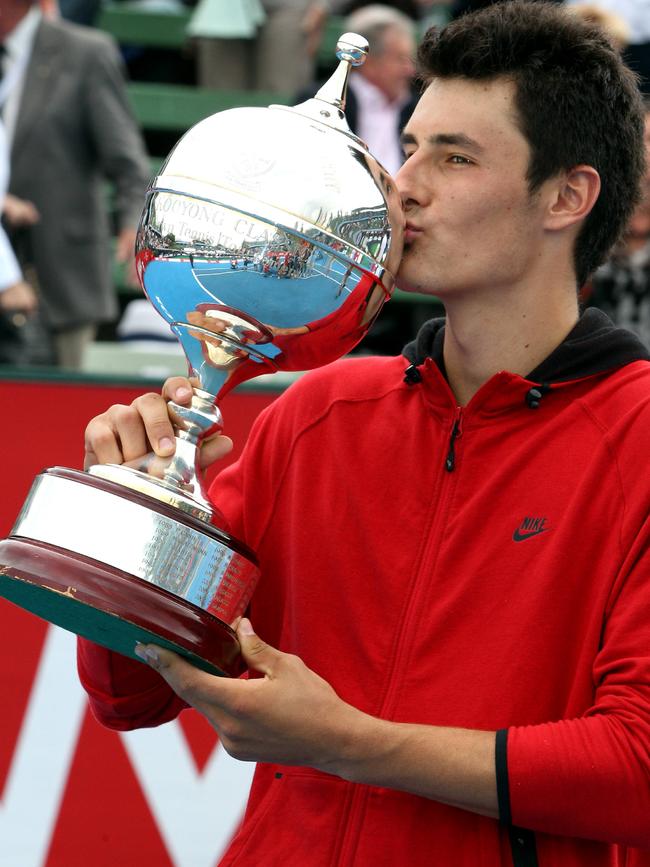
[403,308,650,384]
[11,18,64,161]
[401,308,650,417]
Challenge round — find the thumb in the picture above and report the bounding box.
[237,618,281,675]
[134,643,217,704]
[134,642,184,677]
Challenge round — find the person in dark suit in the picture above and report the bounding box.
[1,0,151,368]
[344,5,418,176]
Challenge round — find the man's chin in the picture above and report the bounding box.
[395,267,430,296]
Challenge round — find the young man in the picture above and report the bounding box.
[80,3,650,865]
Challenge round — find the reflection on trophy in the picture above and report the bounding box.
[0,34,404,676]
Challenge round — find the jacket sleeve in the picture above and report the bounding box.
[502,515,650,848]
[76,394,291,729]
[81,32,152,230]
[77,638,187,730]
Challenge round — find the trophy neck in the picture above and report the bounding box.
[89,388,222,524]
[163,387,221,501]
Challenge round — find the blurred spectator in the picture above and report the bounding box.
[342,0,420,17]
[344,5,417,175]
[565,3,630,51]
[587,103,650,345]
[566,0,650,94]
[193,0,329,93]
[1,0,152,369]
[57,0,102,26]
[0,118,41,365]
[341,0,450,30]
[117,298,178,344]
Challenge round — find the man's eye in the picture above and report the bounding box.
[449,155,472,165]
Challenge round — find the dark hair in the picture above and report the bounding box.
[417,0,646,286]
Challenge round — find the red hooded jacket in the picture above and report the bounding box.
[78,310,650,867]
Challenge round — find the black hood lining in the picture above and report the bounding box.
[402,308,650,385]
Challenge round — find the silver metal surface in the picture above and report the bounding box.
[0,35,404,647]
[131,33,404,515]
[12,472,258,624]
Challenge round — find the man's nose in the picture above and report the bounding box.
[395,160,420,209]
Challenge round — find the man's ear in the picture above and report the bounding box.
[544,165,601,231]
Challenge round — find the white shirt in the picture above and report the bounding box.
[348,73,406,177]
[1,6,41,145]
[0,120,21,292]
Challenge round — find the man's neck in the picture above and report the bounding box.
[441,279,580,406]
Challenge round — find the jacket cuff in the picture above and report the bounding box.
[495,727,512,825]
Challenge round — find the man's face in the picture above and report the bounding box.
[395,77,555,299]
[0,0,34,39]
[362,26,415,104]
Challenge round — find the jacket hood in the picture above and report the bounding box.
[402,308,650,386]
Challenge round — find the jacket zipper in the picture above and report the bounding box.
[337,404,466,866]
[445,407,463,472]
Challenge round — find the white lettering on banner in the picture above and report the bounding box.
[122,726,254,867]
[0,627,86,867]
[0,625,253,867]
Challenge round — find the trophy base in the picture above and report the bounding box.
[0,537,244,677]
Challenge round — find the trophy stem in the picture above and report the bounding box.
[163,386,222,503]
[88,387,222,522]
[315,33,369,109]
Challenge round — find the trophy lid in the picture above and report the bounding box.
[147,33,403,278]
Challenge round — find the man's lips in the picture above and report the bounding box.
[404,224,423,244]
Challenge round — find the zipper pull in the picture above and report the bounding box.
[445,409,463,472]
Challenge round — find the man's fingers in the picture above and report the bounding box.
[111,403,154,461]
[134,643,241,710]
[83,447,99,472]
[162,376,195,405]
[84,413,132,467]
[84,393,174,467]
[199,434,234,468]
[131,392,177,456]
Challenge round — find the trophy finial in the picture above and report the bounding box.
[335,32,369,66]
[314,31,369,112]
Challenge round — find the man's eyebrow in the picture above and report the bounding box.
[400,131,484,153]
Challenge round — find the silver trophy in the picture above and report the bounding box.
[0,34,404,676]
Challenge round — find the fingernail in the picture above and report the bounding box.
[159,437,175,454]
[175,386,192,401]
[238,618,255,635]
[135,643,160,665]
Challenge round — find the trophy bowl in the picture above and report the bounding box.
[0,33,404,676]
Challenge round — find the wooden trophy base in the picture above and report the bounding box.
[0,537,244,677]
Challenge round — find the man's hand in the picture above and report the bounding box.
[115,226,139,289]
[134,618,365,769]
[83,376,233,470]
[0,280,38,312]
[134,619,499,818]
[3,193,40,229]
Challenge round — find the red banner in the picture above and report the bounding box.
[0,374,279,866]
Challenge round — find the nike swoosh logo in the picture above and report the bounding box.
[512,528,548,542]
